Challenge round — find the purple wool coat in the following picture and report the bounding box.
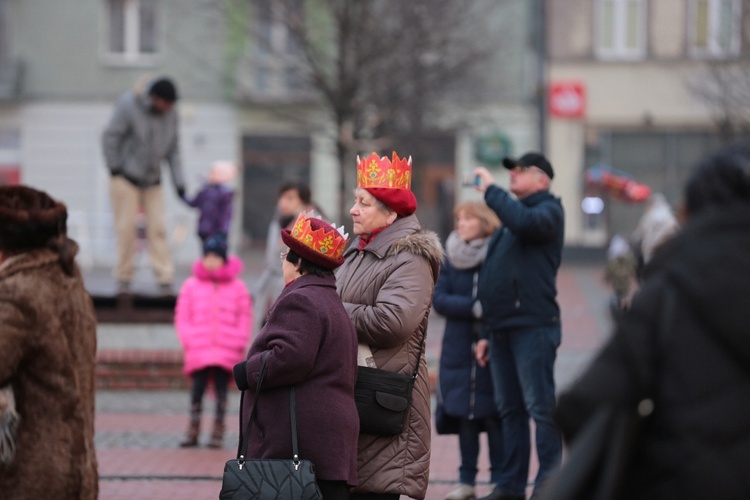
[184,183,233,240]
[234,273,359,485]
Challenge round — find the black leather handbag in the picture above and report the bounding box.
[220,353,322,500]
[354,332,426,436]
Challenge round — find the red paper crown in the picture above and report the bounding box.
[357,152,413,190]
[281,212,349,269]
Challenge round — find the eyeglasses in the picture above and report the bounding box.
[510,165,531,174]
[510,165,544,176]
[279,251,289,261]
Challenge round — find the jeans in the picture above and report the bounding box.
[488,326,562,495]
[458,416,504,485]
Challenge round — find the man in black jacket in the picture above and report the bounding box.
[473,152,565,500]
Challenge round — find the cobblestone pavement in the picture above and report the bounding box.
[93,257,613,500]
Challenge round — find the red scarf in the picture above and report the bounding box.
[358,226,388,250]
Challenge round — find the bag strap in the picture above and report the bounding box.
[237,353,303,467]
[289,387,302,469]
[237,351,270,459]
[407,306,432,380]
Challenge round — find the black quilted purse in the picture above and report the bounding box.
[220,353,322,500]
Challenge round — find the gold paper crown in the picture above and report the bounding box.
[289,211,349,260]
[356,152,413,190]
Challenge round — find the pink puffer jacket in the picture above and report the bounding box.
[175,256,252,375]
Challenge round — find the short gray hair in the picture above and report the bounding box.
[373,197,395,216]
[354,187,396,216]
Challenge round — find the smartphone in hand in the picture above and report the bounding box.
[462,170,481,187]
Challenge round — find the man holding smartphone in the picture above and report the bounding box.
[472,152,564,500]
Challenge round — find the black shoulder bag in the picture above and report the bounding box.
[220,352,322,500]
[354,325,427,436]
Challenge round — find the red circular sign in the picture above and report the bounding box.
[549,81,586,118]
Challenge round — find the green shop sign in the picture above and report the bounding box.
[475,132,511,167]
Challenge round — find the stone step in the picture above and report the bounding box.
[91,294,176,324]
[96,348,438,393]
[96,350,190,390]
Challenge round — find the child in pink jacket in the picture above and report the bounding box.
[175,234,252,448]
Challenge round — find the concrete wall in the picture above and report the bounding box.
[12,0,231,101]
[20,101,237,267]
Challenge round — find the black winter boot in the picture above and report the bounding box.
[207,399,227,449]
[179,403,201,447]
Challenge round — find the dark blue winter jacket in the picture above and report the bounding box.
[434,259,498,420]
[477,186,564,333]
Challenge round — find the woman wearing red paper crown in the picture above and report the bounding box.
[336,152,443,499]
[233,212,359,500]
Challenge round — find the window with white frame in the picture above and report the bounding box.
[105,0,159,63]
[689,0,741,58]
[595,0,646,60]
[252,0,305,97]
[0,0,10,61]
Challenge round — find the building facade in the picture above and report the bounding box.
[0,0,539,269]
[0,0,239,268]
[547,0,749,246]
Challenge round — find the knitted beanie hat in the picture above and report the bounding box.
[148,78,178,102]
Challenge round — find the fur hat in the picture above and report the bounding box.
[357,152,418,217]
[281,212,348,270]
[0,185,68,253]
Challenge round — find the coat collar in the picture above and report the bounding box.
[521,190,556,206]
[0,249,59,280]
[344,214,421,259]
[281,272,337,295]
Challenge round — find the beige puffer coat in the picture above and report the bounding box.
[335,214,442,499]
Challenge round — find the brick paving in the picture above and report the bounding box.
[91,253,613,500]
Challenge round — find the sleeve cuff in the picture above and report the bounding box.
[233,361,249,391]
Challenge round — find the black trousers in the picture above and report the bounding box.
[190,366,230,417]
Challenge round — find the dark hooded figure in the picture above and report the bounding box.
[553,142,750,500]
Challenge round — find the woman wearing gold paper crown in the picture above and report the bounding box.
[233,212,359,499]
[336,152,443,499]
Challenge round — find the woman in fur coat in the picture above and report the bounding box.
[0,185,98,499]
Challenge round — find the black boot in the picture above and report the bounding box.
[207,399,227,449]
[179,403,201,447]
[207,421,225,449]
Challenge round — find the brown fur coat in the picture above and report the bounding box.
[0,249,98,499]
